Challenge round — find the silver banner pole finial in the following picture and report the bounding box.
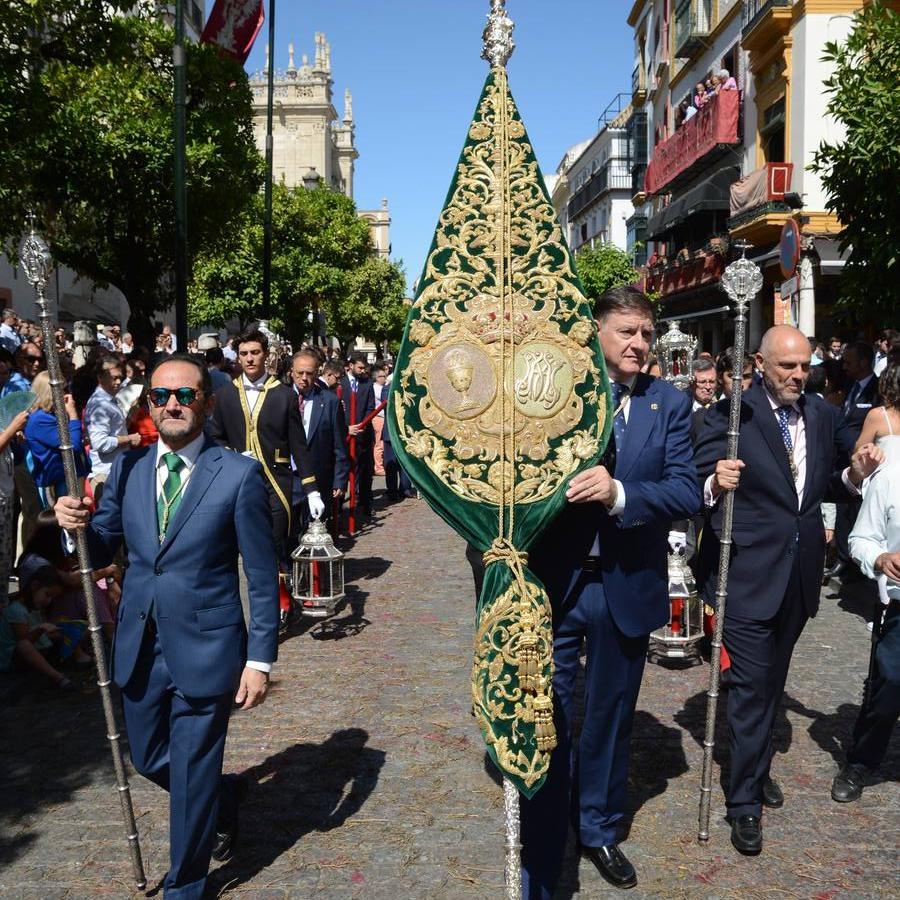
[482,0,515,69]
[697,248,763,842]
[21,220,147,889]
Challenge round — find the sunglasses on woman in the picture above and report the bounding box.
[148,387,204,408]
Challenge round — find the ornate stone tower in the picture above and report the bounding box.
[249,33,358,197]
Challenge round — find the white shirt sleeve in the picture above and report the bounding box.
[245,660,272,674]
[606,480,626,517]
[849,472,889,580]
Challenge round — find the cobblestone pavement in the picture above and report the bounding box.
[1,482,897,899]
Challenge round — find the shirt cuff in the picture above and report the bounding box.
[245,660,272,674]
[703,474,719,508]
[841,467,863,496]
[606,480,626,517]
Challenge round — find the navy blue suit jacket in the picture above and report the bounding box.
[295,383,350,495]
[86,439,279,696]
[340,376,375,451]
[694,385,855,620]
[529,374,700,638]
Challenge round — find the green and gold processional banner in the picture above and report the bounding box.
[387,64,612,798]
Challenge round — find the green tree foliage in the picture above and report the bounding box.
[0,2,261,343]
[811,2,900,316]
[190,184,408,350]
[573,244,640,309]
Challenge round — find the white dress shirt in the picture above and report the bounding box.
[850,463,900,604]
[85,385,128,477]
[241,373,269,414]
[156,432,271,674]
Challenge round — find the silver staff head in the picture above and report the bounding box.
[482,0,515,69]
[20,216,53,294]
[720,244,763,314]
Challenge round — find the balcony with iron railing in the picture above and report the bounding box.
[728,161,794,242]
[567,165,633,219]
[674,0,712,59]
[632,64,647,104]
[646,245,728,299]
[741,0,791,52]
[644,89,741,196]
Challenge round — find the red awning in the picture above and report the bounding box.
[644,90,741,196]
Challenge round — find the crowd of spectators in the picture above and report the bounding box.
[0,317,410,692]
[675,67,738,128]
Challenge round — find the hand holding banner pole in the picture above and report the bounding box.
[697,243,763,842]
[20,219,147,889]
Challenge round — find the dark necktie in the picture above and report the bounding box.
[845,381,860,411]
[777,406,799,483]
[602,383,628,472]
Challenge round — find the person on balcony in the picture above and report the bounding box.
[694,81,708,109]
[718,68,738,91]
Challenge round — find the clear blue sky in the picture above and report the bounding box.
[243,1,634,292]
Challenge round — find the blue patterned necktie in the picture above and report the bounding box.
[612,382,629,451]
[777,406,798,482]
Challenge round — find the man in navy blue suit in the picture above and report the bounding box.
[55,355,279,900]
[289,348,349,530]
[524,286,700,897]
[694,325,880,856]
[340,352,376,519]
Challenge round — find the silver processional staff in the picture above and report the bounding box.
[20,219,147,889]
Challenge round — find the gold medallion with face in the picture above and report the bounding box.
[428,343,496,421]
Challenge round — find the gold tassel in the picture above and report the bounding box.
[517,631,539,693]
[533,693,557,752]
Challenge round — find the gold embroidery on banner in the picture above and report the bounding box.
[471,575,556,789]
[393,73,604,507]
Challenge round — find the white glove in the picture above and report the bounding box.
[307,491,325,520]
[667,530,688,554]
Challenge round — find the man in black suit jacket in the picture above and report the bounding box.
[209,328,323,562]
[289,349,349,530]
[695,325,880,855]
[830,340,882,579]
[340,351,376,519]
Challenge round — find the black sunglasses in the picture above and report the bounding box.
[148,387,203,408]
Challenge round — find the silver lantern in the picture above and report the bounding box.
[649,548,705,661]
[656,320,698,392]
[290,518,346,618]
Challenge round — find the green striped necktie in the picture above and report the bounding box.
[157,452,186,542]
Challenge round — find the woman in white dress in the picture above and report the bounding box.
[855,361,900,466]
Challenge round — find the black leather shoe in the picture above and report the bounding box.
[822,561,845,582]
[762,776,784,809]
[831,763,869,803]
[730,815,762,855]
[212,775,248,862]
[582,844,637,889]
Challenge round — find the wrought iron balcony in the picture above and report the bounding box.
[567,166,633,219]
[741,0,791,51]
[727,162,794,241]
[646,250,726,299]
[674,0,712,59]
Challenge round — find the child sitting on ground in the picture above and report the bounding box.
[0,566,79,691]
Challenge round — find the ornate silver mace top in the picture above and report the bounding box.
[20,215,53,294]
[720,240,763,312]
[482,0,515,69]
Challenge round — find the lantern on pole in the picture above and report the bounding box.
[650,318,703,661]
[290,518,345,618]
[656,319,698,391]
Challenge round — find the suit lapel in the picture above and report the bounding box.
[616,374,656,481]
[306,390,324,442]
[747,386,796,495]
[157,440,223,556]
[137,448,160,551]
[799,394,823,511]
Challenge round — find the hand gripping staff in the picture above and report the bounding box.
[697,246,763,843]
[20,220,147,890]
[387,4,613,895]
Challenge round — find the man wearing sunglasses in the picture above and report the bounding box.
[210,327,323,565]
[55,354,280,899]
